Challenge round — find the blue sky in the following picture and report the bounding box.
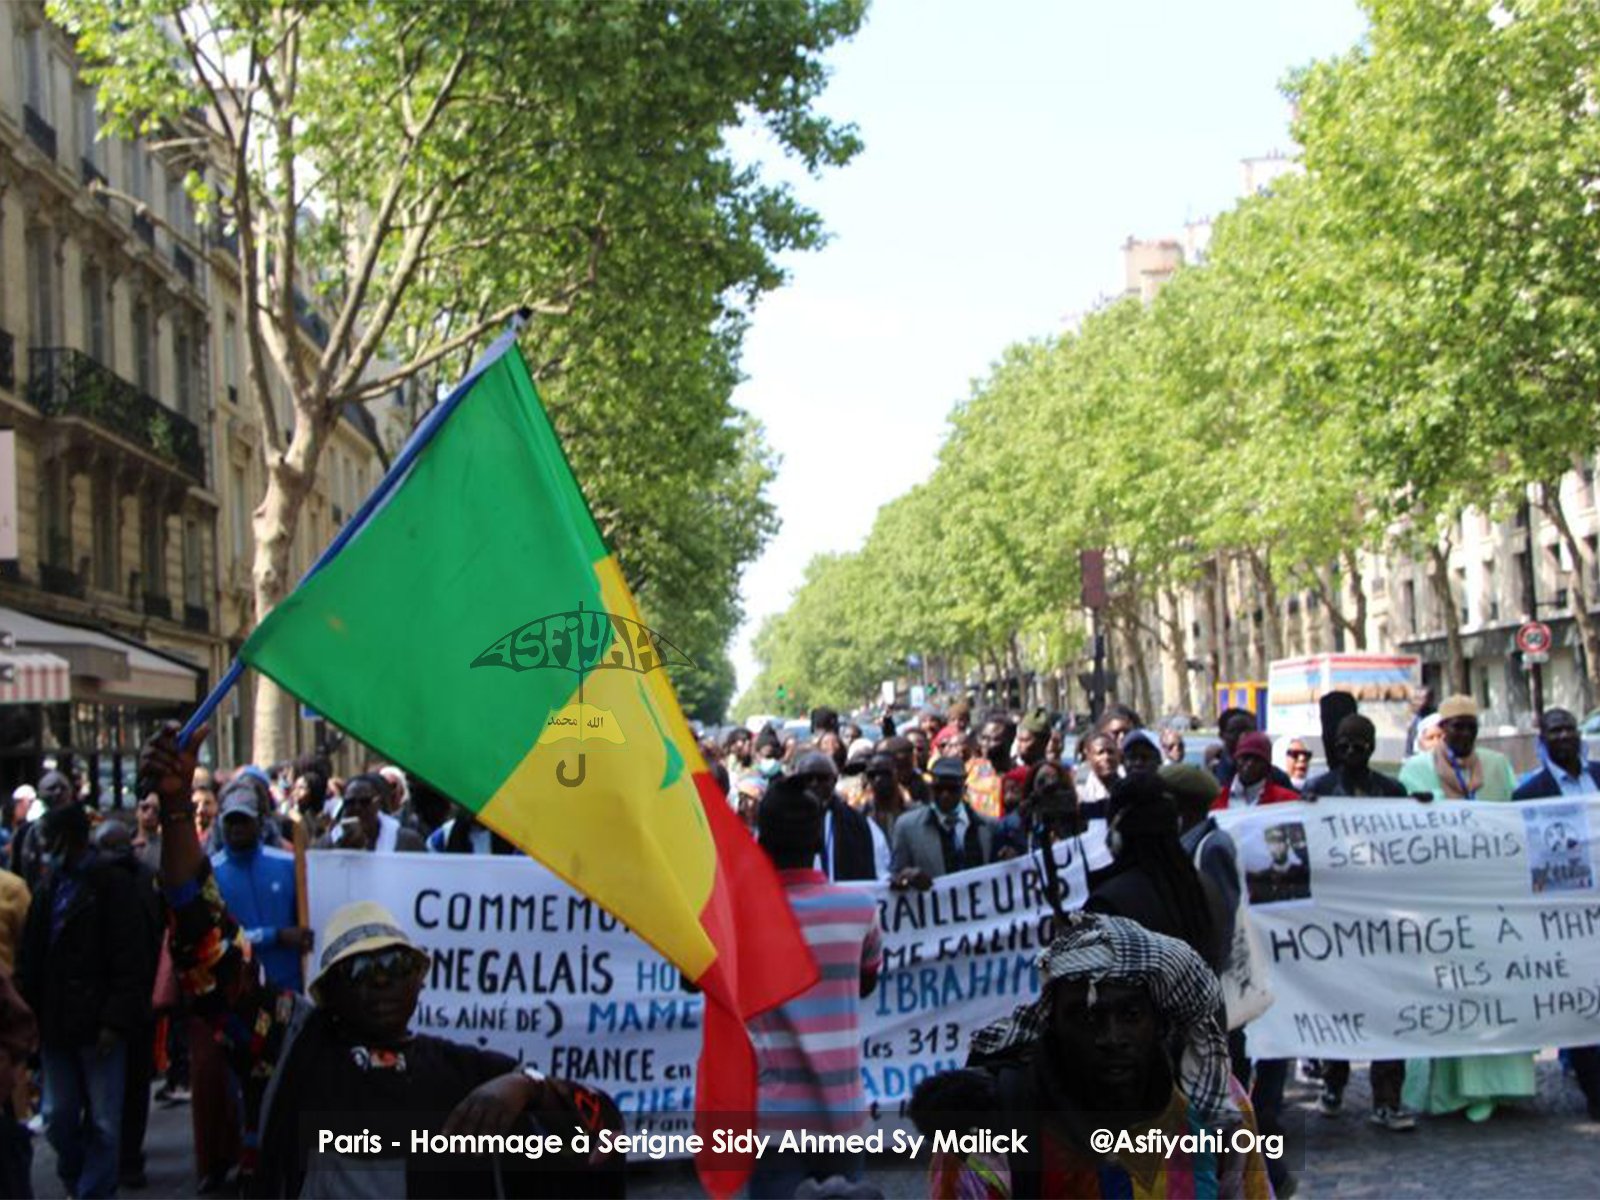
[729,0,1368,700]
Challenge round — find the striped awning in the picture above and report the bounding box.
[0,652,72,705]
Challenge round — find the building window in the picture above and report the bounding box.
[127,140,149,203]
[24,28,51,121]
[82,266,106,361]
[175,325,194,417]
[183,519,204,607]
[91,470,117,592]
[78,86,98,168]
[132,301,154,393]
[142,496,165,598]
[229,464,249,562]
[222,310,239,400]
[41,459,69,567]
[27,234,55,348]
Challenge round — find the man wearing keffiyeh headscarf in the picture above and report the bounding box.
[911,912,1271,1200]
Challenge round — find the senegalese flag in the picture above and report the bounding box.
[234,335,816,1194]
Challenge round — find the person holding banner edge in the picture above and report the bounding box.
[139,721,627,1197]
[1300,714,1419,1130]
[1509,708,1600,1121]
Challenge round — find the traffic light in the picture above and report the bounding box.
[776,682,788,705]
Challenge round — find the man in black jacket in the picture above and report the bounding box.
[791,751,885,881]
[1303,715,1409,799]
[16,803,150,1199]
[92,819,164,1189]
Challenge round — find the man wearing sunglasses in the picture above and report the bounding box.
[140,723,624,1197]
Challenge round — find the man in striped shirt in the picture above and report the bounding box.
[748,774,883,1199]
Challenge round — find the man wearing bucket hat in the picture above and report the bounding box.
[139,722,624,1197]
[910,911,1271,1199]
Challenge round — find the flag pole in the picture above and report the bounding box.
[179,312,530,748]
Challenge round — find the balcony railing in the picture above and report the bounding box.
[184,604,210,632]
[131,211,156,246]
[80,159,110,208]
[0,328,13,392]
[172,245,196,285]
[214,227,239,260]
[39,537,82,599]
[23,106,56,160]
[28,348,206,485]
[142,592,173,620]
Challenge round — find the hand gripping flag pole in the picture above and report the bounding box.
[178,312,531,748]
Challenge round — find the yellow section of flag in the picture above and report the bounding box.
[478,555,718,979]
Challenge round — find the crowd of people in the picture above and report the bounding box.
[709,695,1600,1198]
[0,740,609,1199]
[0,689,1589,1196]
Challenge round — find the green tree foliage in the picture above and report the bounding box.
[745,0,1600,717]
[53,0,864,744]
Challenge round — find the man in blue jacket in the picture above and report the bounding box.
[1511,706,1600,1120]
[212,788,312,992]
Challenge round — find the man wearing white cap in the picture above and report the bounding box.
[140,723,624,1197]
[1398,694,1517,801]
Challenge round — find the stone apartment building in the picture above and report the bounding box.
[0,3,391,797]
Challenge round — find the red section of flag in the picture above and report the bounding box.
[689,771,818,1197]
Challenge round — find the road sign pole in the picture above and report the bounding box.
[1516,618,1553,721]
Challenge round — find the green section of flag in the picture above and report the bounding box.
[241,349,608,808]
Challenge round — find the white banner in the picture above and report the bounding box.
[1215,797,1600,1059]
[307,840,1089,1136]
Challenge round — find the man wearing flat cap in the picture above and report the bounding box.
[890,757,998,887]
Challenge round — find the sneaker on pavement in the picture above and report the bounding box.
[1370,1105,1418,1132]
[1317,1084,1343,1116]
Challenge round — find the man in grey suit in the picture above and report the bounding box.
[891,757,998,888]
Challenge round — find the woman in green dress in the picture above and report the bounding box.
[1396,695,1534,1121]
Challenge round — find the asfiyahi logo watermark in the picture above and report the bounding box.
[471,607,694,678]
[469,604,695,787]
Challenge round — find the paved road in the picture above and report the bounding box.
[29,1055,1598,1197]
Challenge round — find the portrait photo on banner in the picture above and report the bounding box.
[1241,820,1312,906]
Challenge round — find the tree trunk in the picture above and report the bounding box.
[1201,556,1224,717]
[1213,552,1233,686]
[1426,541,1469,696]
[249,418,328,766]
[1112,602,1155,721]
[1341,549,1369,650]
[1248,549,1282,672]
[1537,482,1600,702]
[1161,587,1195,716]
